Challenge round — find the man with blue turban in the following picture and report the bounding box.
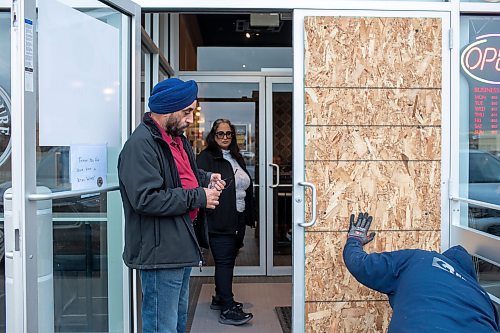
[118,78,225,333]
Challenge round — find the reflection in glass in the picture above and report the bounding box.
[197,47,292,71]
[0,10,10,333]
[36,1,130,331]
[271,83,293,267]
[473,256,500,310]
[459,15,500,237]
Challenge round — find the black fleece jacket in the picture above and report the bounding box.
[118,113,211,269]
[197,147,255,235]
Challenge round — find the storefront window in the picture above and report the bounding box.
[0,10,11,332]
[475,256,500,301]
[459,15,500,237]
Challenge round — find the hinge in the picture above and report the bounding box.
[448,28,453,50]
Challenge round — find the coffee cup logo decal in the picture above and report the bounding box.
[0,87,11,167]
[461,34,500,85]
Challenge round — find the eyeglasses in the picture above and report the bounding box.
[215,131,234,139]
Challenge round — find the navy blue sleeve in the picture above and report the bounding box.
[343,238,414,294]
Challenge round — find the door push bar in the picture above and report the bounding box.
[298,181,317,227]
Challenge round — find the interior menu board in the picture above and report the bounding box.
[461,18,500,136]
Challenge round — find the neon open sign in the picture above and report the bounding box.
[461,34,500,85]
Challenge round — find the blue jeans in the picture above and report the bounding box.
[140,267,192,333]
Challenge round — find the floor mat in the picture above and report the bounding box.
[275,306,292,333]
[190,283,291,333]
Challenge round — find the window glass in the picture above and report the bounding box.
[474,256,500,311]
[459,15,500,236]
[0,10,10,332]
[197,47,292,71]
[185,81,261,267]
[36,1,130,331]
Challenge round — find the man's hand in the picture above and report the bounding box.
[209,173,226,191]
[347,212,376,245]
[204,188,221,209]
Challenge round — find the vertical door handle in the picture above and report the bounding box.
[298,181,317,227]
[269,163,280,188]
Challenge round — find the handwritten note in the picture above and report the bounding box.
[70,144,107,191]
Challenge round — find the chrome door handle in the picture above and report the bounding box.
[298,181,317,228]
[269,163,280,188]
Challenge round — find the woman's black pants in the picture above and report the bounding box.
[209,232,238,309]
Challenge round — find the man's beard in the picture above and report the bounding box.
[165,117,188,137]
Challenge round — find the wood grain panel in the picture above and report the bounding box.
[305,231,440,302]
[304,161,441,231]
[306,301,392,333]
[305,88,441,126]
[304,16,442,88]
[305,126,441,161]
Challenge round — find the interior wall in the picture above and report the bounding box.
[179,14,202,71]
[303,16,443,332]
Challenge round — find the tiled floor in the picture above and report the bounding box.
[190,282,292,333]
[187,276,291,332]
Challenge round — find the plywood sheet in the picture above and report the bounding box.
[306,301,392,333]
[304,16,442,88]
[304,161,441,231]
[305,126,441,161]
[305,231,440,302]
[305,88,441,126]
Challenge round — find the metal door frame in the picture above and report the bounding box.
[9,0,141,331]
[265,76,293,276]
[180,74,268,276]
[293,8,451,332]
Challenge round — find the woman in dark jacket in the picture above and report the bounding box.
[197,119,255,326]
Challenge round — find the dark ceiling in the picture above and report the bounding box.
[191,14,292,47]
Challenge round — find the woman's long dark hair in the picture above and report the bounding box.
[205,119,242,160]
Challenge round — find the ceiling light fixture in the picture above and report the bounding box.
[245,32,251,38]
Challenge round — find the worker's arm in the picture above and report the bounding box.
[343,212,413,294]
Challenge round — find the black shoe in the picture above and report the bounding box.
[210,296,243,310]
[219,305,253,326]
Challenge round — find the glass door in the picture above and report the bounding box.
[181,75,293,277]
[9,0,140,331]
[0,5,11,331]
[180,75,267,276]
[266,77,293,275]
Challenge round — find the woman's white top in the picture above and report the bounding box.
[222,149,251,212]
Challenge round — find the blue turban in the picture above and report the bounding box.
[148,78,198,114]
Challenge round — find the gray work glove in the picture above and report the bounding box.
[347,212,376,245]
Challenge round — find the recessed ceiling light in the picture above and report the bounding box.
[245,32,251,38]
